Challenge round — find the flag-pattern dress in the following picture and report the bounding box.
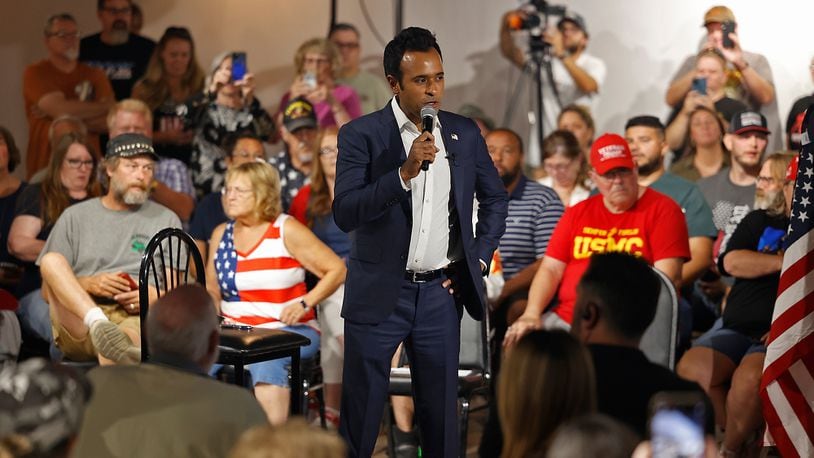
[215,214,317,330]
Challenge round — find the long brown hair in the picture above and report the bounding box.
[134,26,205,110]
[498,330,596,458]
[306,127,338,226]
[542,130,589,188]
[41,133,101,225]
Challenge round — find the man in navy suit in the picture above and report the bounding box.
[333,27,508,457]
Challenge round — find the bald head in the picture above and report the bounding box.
[146,285,219,370]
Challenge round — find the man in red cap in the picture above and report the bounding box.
[505,133,691,341]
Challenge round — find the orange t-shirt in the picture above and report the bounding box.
[22,60,113,178]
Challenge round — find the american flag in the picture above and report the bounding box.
[761,105,814,457]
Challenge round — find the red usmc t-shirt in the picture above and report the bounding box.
[546,188,690,323]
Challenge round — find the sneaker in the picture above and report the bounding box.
[89,320,140,364]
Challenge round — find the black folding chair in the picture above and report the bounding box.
[138,227,311,414]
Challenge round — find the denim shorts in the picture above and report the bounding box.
[692,319,766,364]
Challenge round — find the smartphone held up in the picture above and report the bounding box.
[231,52,247,82]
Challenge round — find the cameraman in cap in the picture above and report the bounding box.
[499,5,606,162]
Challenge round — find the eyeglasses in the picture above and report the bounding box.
[221,186,253,197]
[303,56,330,66]
[65,158,94,169]
[756,176,781,186]
[543,161,574,173]
[101,6,132,15]
[596,168,633,181]
[332,41,359,50]
[319,146,338,157]
[48,30,81,40]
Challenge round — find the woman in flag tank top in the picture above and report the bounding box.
[206,161,346,424]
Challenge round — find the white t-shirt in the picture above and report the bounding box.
[528,52,607,166]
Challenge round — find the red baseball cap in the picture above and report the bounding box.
[590,133,635,175]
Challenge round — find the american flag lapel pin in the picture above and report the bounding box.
[451,133,458,140]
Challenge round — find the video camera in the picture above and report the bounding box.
[506,0,567,35]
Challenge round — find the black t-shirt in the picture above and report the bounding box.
[0,182,25,294]
[188,191,227,243]
[153,100,194,165]
[590,344,709,438]
[718,209,788,339]
[79,33,156,100]
[785,94,814,151]
[13,184,85,298]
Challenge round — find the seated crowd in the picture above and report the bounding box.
[1,1,810,457]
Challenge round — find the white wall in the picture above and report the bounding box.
[2,0,812,177]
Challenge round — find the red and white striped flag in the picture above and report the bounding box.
[761,105,814,458]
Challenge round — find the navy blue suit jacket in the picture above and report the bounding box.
[333,104,508,324]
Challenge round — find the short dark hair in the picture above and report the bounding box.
[0,126,21,173]
[383,27,442,85]
[329,22,359,37]
[625,115,665,137]
[577,252,661,340]
[221,131,262,157]
[488,128,524,155]
[97,0,132,10]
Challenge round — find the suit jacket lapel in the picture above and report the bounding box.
[439,112,463,209]
[378,106,413,222]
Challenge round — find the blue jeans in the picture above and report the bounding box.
[16,289,62,360]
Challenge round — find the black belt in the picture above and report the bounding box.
[404,261,462,283]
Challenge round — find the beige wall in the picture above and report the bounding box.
[3,0,813,177]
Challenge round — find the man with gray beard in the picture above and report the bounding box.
[37,133,180,365]
[80,0,155,100]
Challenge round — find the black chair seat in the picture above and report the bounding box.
[219,327,311,351]
[388,367,488,397]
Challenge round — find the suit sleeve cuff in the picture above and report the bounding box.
[398,167,411,191]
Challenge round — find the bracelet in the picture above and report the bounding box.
[299,299,309,310]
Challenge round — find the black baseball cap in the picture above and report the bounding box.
[283,97,317,132]
[106,133,160,160]
[729,110,770,135]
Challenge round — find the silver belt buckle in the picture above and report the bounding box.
[409,271,425,283]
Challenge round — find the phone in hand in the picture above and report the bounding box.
[118,272,137,291]
[303,72,317,90]
[231,52,248,82]
[649,391,707,458]
[691,77,707,96]
[721,21,736,49]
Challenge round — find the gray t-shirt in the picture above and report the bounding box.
[697,168,755,260]
[37,198,181,279]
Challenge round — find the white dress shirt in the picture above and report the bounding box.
[391,97,462,272]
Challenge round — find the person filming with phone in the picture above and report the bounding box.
[664,47,747,157]
[184,52,275,198]
[278,38,361,130]
[665,6,779,152]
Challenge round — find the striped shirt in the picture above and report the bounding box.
[215,214,317,330]
[499,176,564,279]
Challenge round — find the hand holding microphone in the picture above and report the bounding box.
[401,105,439,182]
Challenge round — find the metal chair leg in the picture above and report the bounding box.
[459,397,470,458]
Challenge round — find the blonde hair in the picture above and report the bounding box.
[106,98,153,132]
[498,330,596,458]
[763,151,796,217]
[228,419,346,458]
[293,38,341,79]
[225,161,282,222]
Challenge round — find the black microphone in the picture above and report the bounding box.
[420,105,437,171]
